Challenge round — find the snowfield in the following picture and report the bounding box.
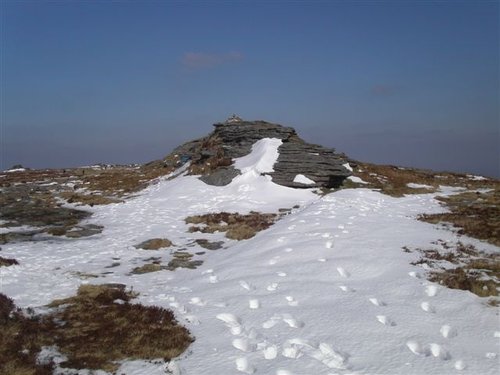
[1,139,499,375]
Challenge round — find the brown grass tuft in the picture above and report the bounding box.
[134,238,173,250]
[0,256,19,267]
[1,284,193,374]
[346,161,499,197]
[185,211,277,240]
[419,190,500,246]
[59,192,122,206]
[405,241,500,302]
[131,263,164,274]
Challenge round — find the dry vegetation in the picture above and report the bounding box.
[184,137,234,176]
[346,161,499,197]
[419,190,500,247]
[0,255,19,267]
[134,238,173,250]
[59,192,122,206]
[185,211,278,240]
[131,251,203,274]
[0,284,193,374]
[405,241,499,305]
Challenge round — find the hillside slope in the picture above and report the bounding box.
[1,137,499,375]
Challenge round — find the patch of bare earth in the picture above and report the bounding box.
[405,241,499,306]
[185,211,278,240]
[0,284,193,374]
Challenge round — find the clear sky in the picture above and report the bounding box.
[1,0,499,177]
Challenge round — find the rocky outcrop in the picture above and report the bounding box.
[160,119,350,188]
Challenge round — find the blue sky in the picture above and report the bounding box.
[2,0,499,176]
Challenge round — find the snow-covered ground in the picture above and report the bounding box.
[1,139,499,375]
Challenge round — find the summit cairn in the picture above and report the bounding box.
[157,119,351,188]
[225,114,243,124]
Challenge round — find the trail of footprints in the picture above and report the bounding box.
[406,271,469,370]
[214,234,355,374]
[168,213,472,374]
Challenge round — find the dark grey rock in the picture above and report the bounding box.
[199,167,240,186]
[195,239,225,250]
[161,119,350,188]
[65,224,104,238]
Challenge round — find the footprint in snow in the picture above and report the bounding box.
[314,342,350,370]
[268,256,280,265]
[339,285,355,292]
[429,343,450,360]
[267,282,279,291]
[425,285,438,297]
[421,301,435,313]
[287,225,296,230]
[216,313,242,335]
[235,357,255,374]
[369,298,386,307]
[263,345,278,360]
[406,340,429,356]
[233,338,256,352]
[286,296,299,306]
[209,275,219,283]
[282,343,303,359]
[454,360,466,370]
[249,299,260,309]
[440,325,457,338]
[376,315,395,326]
[282,314,304,328]
[239,280,255,291]
[336,267,350,278]
[325,241,333,249]
[262,316,281,329]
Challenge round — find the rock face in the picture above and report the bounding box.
[161,120,350,188]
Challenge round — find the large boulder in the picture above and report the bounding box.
[158,119,350,188]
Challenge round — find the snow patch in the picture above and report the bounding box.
[407,183,433,189]
[293,174,315,185]
[234,138,282,174]
[347,176,368,184]
[467,174,487,181]
[342,163,353,172]
[6,168,26,172]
